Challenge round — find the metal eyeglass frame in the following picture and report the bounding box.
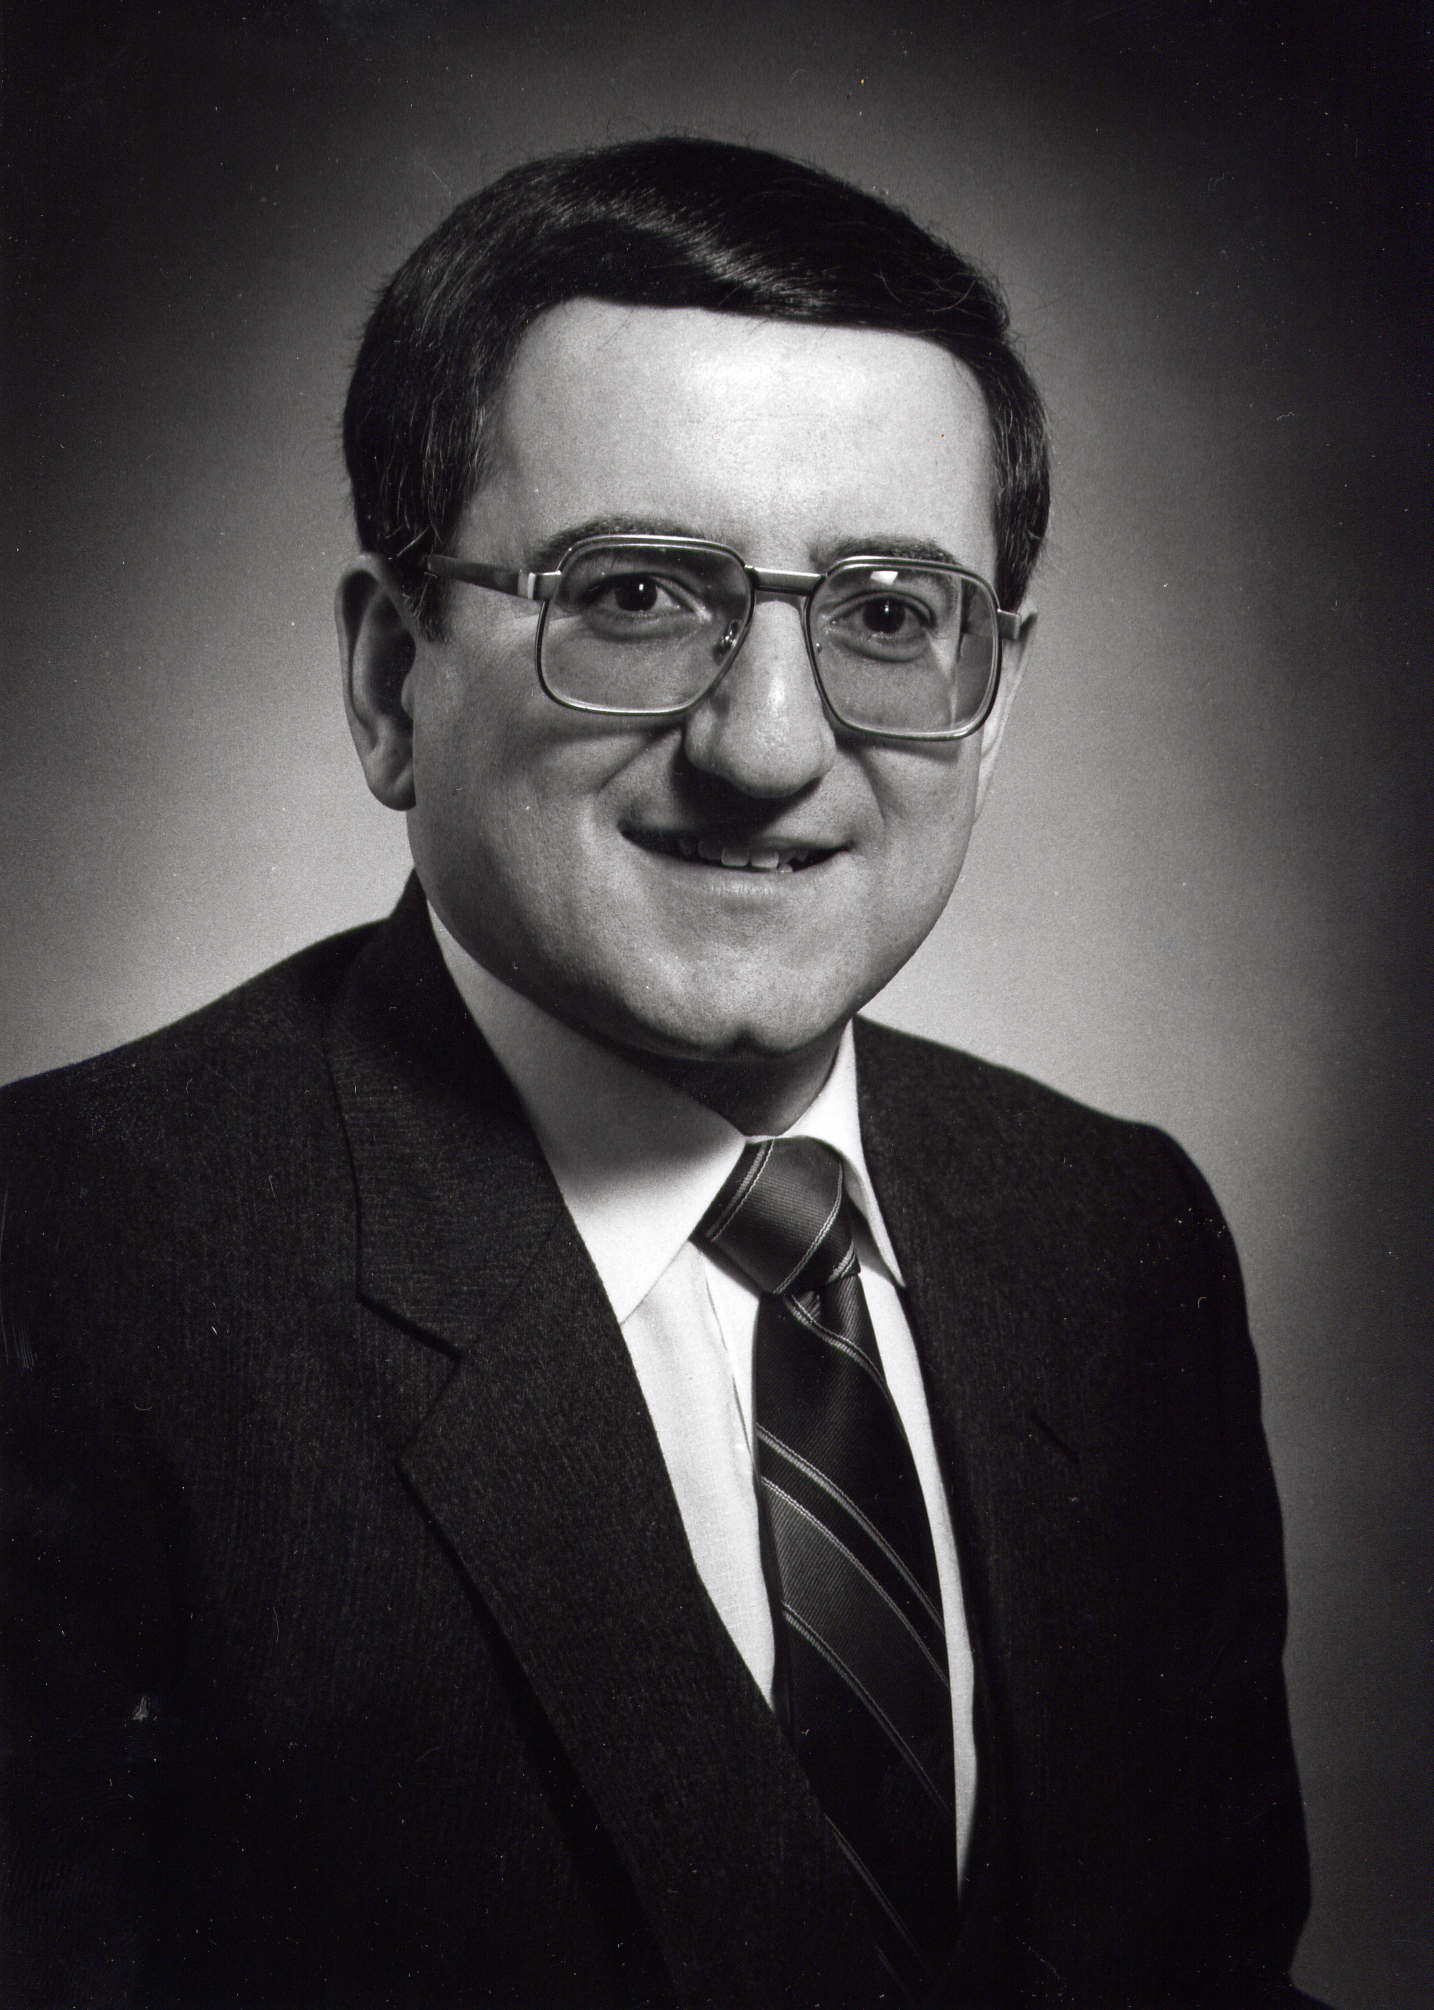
[424,533,1019,743]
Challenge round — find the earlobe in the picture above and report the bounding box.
[337,558,418,812]
[974,604,1036,811]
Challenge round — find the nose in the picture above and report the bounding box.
[680,598,838,797]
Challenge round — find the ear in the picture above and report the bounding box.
[974,604,1036,812]
[337,557,418,812]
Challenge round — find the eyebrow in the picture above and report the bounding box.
[527,520,970,574]
[825,536,965,569]
[527,518,707,571]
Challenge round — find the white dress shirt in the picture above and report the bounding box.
[430,909,977,1877]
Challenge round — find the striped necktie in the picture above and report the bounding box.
[696,1137,956,1998]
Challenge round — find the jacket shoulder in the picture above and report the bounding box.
[855,1015,1174,1162]
[0,921,377,1184]
[852,1015,1226,1262]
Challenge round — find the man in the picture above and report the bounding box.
[2,138,1317,2008]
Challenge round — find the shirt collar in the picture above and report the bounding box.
[428,904,905,1319]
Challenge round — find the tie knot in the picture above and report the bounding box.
[696,1137,859,1297]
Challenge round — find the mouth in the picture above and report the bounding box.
[624,829,841,874]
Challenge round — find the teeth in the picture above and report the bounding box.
[656,833,818,871]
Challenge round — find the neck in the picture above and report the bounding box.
[627,1032,844,1137]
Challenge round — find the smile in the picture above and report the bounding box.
[626,830,838,874]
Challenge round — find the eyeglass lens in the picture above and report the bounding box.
[539,542,997,736]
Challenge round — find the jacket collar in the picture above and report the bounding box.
[855,1018,1125,1458]
[324,881,887,2008]
[855,1017,1135,1985]
[430,902,906,1312]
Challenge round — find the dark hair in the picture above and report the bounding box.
[343,136,1049,634]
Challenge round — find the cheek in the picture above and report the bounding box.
[409,673,637,921]
[853,767,981,974]
[872,755,981,894]
[413,654,540,824]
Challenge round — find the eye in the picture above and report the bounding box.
[574,570,706,631]
[598,573,666,615]
[822,589,937,660]
[854,594,928,640]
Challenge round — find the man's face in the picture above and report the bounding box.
[397,301,1022,1070]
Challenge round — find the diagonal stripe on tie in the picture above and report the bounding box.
[762,1477,952,1697]
[756,1430,946,1652]
[696,1137,957,1996]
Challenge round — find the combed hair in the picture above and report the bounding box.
[343,136,1050,634]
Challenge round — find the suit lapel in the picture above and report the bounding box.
[325,885,883,2009]
[855,1020,1118,1983]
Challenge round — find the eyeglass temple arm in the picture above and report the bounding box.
[425,551,1022,635]
[424,555,563,602]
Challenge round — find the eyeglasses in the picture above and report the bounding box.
[424,535,1018,741]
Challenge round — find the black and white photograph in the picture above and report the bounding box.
[2,4,1428,2006]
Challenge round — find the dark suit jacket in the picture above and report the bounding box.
[1,880,1313,2009]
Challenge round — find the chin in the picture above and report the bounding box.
[599,987,851,1071]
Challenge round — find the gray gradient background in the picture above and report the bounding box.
[3,3,1429,2003]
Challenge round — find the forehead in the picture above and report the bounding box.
[469,300,996,574]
